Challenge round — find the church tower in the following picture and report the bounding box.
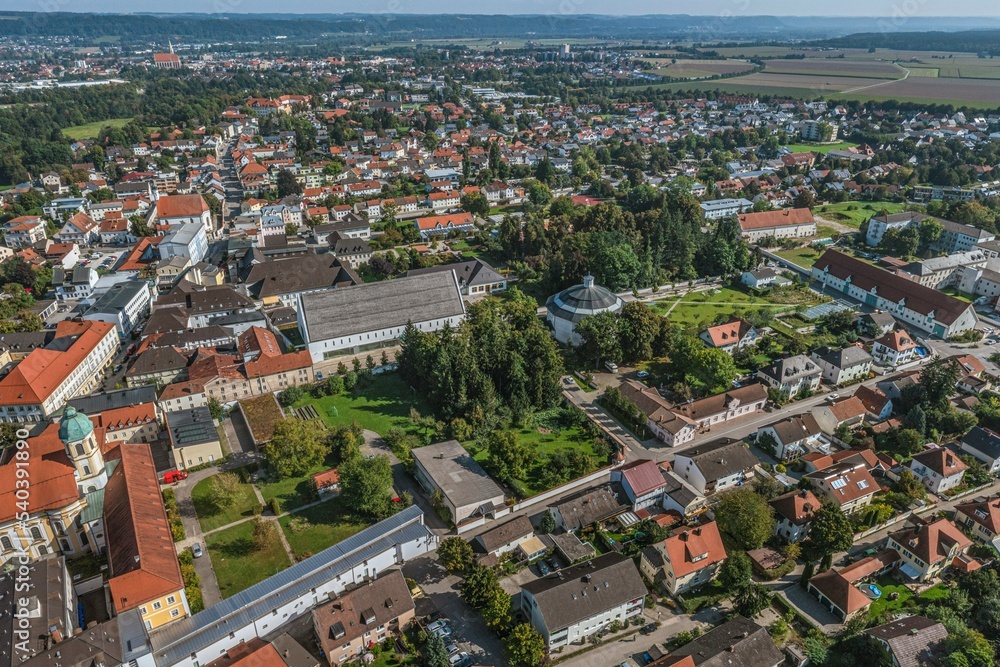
[59,407,108,494]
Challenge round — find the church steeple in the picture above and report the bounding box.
[59,407,108,494]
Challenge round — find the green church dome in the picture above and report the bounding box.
[59,407,94,444]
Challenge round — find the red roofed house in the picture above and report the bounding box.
[414,212,475,239]
[0,320,120,423]
[153,52,181,69]
[872,330,919,367]
[955,495,1000,547]
[887,517,977,582]
[909,447,968,494]
[770,489,821,543]
[4,215,47,247]
[736,208,816,242]
[699,317,758,354]
[808,550,900,621]
[55,211,99,245]
[612,459,668,511]
[640,521,727,596]
[153,194,213,236]
[805,460,878,514]
[105,442,189,628]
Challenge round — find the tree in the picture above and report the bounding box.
[576,311,622,368]
[919,218,943,250]
[263,418,329,478]
[208,472,243,511]
[719,551,753,588]
[276,169,302,197]
[485,430,534,483]
[894,468,927,503]
[538,512,557,534]
[505,623,546,667]
[461,191,489,217]
[479,584,511,630]
[438,537,474,573]
[618,301,664,363]
[806,503,854,558]
[207,397,224,421]
[793,190,816,210]
[461,565,501,609]
[920,359,961,408]
[251,517,277,551]
[338,454,394,519]
[423,633,449,667]
[713,488,775,550]
[733,582,772,618]
[278,385,303,407]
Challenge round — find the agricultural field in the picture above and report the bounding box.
[785,141,860,155]
[646,59,755,79]
[761,59,904,79]
[707,46,847,58]
[836,75,1000,106]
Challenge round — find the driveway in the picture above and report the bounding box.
[402,553,505,665]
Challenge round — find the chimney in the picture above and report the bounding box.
[583,275,595,289]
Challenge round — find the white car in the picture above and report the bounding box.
[426,620,450,633]
[448,653,469,667]
[432,626,453,640]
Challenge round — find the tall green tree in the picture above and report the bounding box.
[505,623,546,667]
[338,454,394,519]
[263,418,329,478]
[806,503,854,559]
[713,488,775,550]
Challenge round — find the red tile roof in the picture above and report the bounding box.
[702,317,753,348]
[620,459,667,497]
[0,424,79,523]
[105,444,185,612]
[737,207,814,231]
[662,521,727,578]
[156,194,209,219]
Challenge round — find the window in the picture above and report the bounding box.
[152,601,162,610]
[167,595,176,604]
[170,609,180,618]
[1,537,12,550]
[30,526,42,540]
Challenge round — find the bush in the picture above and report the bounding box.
[269,498,281,515]
[278,385,304,407]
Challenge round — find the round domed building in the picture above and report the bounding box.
[545,275,624,346]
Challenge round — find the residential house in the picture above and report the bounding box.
[741,268,781,290]
[736,208,816,242]
[808,550,901,621]
[519,553,646,649]
[411,440,507,531]
[873,330,919,367]
[82,281,153,339]
[755,413,824,461]
[858,312,897,338]
[414,212,475,238]
[812,250,977,338]
[160,223,209,264]
[909,448,968,494]
[153,194,214,236]
[649,616,783,667]
[548,487,629,533]
[244,254,360,310]
[805,461,878,514]
[699,317,757,354]
[770,489,821,543]
[866,616,948,667]
[311,570,415,666]
[810,345,873,385]
[960,426,1000,474]
[854,385,894,423]
[886,517,976,582]
[55,212,98,245]
[327,232,373,266]
[811,395,868,435]
[618,379,695,447]
[955,495,1000,550]
[53,266,99,302]
[700,197,754,220]
[757,355,822,398]
[672,439,758,495]
[473,515,535,558]
[4,216,47,247]
[670,383,769,432]
[639,521,727,596]
[611,459,668,511]
[402,258,507,297]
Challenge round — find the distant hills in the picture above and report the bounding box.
[0,12,998,45]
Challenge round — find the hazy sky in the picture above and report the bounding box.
[4,0,999,17]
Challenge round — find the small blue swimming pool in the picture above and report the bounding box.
[916,347,929,356]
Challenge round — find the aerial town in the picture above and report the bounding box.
[3,9,1000,667]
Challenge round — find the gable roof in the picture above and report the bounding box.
[808,549,900,616]
[769,489,821,526]
[105,444,185,612]
[157,194,209,219]
[620,459,668,498]
[311,570,414,650]
[672,383,768,422]
[889,518,972,567]
[911,447,968,477]
[866,616,948,667]
[702,317,754,348]
[806,461,879,505]
[654,616,783,667]
[737,207,814,231]
[677,438,758,482]
[520,553,646,634]
[475,515,534,553]
[764,413,822,445]
[815,250,974,326]
[661,521,727,578]
[956,495,1000,535]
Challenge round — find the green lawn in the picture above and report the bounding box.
[867,576,949,617]
[774,246,823,269]
[941,288,974,303]
[62,117,134,140]
[205,520,291,598]
[651,285,822,329]
[191,474,260,533]
[786,141,860,155]
[292,372,430,437]
[468,422,606,498]
[258,468,324,514]
[279,496,369,560]
[813,202,912,229]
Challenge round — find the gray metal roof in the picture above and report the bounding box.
[66,386,158,414]
[83,281,148,315]
[545,276,623,325]
[300,272,465,342]
[148,506,428,667]
[411,440,505,510]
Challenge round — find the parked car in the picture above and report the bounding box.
[445,642,460,656]
[432,626,453,640]
[547,558,561,571]
[191,543,203,558]
[448,653,469,667]
[113,364,123,374]
[537,560,550,576]
[604,361,619,374]
[426,620,450,633]
[640,623,657,635]
[163,470,188,484]
[636,370,649,379]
